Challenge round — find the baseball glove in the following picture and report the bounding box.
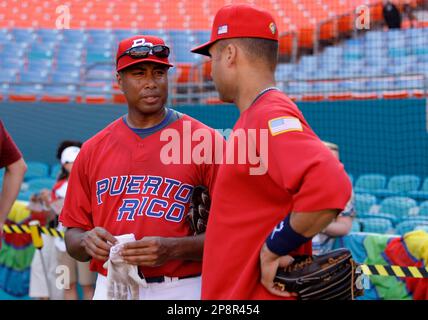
[274,248,364,300]
[186,185,210,235]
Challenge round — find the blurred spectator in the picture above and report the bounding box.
[383,0,402,29]
[50,141,96,300]
[402,1,417,28]
[312,142,356,255]
[0,120,27,250]
[29,140,96,300]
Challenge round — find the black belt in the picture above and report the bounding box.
[144,273,201,284]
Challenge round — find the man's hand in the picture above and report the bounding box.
[121,236,173,267]
[260,243,297,298]
[81,227,117,261]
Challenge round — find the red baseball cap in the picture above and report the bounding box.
[191,4,278,56]
[116,35,173,72]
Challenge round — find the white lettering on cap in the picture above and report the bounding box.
[131,38,154,48]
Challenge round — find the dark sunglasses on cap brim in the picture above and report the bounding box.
[116,44,170,64]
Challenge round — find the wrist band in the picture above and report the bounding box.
[265,214,312,256]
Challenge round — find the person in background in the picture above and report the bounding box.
[312,142,356,255]
[383,0,402,29]
[41,141,97,300]
[0,120,27,250]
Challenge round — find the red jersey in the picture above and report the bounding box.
[59,115,222,278]
[0,120,22,168]
[202,90,352,300]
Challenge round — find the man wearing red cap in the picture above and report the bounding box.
[192,4,352,299]
[60,35,222,299]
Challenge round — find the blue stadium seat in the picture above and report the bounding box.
[9,84,43,95]
[395,220,428,236]
[354,193,377,216]
[275,64,295,80]
[409,178,428,201]
[27,178,56,193]
[17,190,34,202]
[343,47,363,60]
[50,164,62,179]
[11,28,37,42]
[0,70,18,82]
[24,161,50,181]
[348,174,353,186]
[62,29,88,42]
[51,72,80,85]
[359,218,393,234]
[286,81,313,94]
[355,174,387,193]
[378,196,418,223]
[36,29,60,42]
[351,219,361,232]
[418,201,428,217]
[373,175,421,198]
[44,84,77,97]
[19,70,49,83]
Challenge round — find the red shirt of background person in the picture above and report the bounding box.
[0,120,27,249]
[192,4,352,299]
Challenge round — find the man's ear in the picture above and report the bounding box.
[116,72,123,92]
[225,43,238,67]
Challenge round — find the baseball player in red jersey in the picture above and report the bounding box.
[60,35,223,299]
[192,4,352,299]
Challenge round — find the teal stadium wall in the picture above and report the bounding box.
[1,98,427,178]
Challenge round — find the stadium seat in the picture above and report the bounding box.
[354,174,387,194]
[395,220,428,236]
[359,218,394,234]
[17,190,34,202]
[378,196,418,223]
[348,174,353,186]
[351,219,361,232]
[24,161,50,181]
[27,178,56,193]
[354,193,377,217]
[418,201,428,217]
[373,175,421,198]
[409,178,428,201]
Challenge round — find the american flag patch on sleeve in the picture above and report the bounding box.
[268,116,303,136]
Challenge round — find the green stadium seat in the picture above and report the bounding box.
[24,162,50,181]
[354,193,377,216]
[359,218,394,234]
[395,220,428,236]
[418,201,428,217]
[354,174,387,193]
[379,196,418,223]
[409,178,428,201]
[373,175,420,198]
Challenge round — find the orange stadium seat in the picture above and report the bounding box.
[301,94,325,102]
[9,94,37,102]
[328,93,353,101]
[382,91,410,99]
[40,95,71,103]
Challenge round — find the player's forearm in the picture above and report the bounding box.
[167,234,205,261]
[0,158,26,224]
[64,227,92,262]
[290,210,340,238]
